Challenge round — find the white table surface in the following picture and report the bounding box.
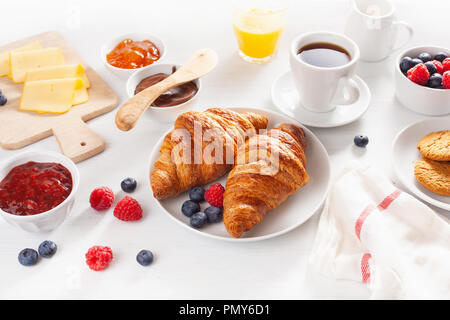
[0,0,448,300]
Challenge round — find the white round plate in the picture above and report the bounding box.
[148,107,331,242]
[392,118,450,211]
[271,71,371,128]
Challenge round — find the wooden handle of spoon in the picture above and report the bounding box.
[115,48,218,131]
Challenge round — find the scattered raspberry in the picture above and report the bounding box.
[204,183,225,208]
[90,187,114,211]
[431,60,444,74]
[407,63,430,86]
[443,58,450,73]
[443,72,450,89]
[85,246,113,271]
[113,196,143,221]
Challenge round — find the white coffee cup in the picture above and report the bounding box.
[289,31,361,113]
[345,0,413,62]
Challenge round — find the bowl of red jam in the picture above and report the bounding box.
[0,151,79,232]
[101,33,166,76]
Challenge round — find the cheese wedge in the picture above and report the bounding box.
[25,64,90,88]
[20,78,84,114]
[0,41,41,76]
[10,47,65,83]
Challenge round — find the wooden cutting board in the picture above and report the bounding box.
[0,31,118,163]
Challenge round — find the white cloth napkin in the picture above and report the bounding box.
[309,162,450,300]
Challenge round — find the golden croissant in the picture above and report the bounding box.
[223,123,309,238]
[150,108,268,199]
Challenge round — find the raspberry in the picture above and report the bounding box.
[90,187,114,211]
[407,63,430,86]
[443,58,450,73]
[204,183,225,208]
[113,196,143,221]
[431,60,444,74]
[85,246,113,271]
[443,72,450,89]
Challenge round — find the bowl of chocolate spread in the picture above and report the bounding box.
[126,63,201,122]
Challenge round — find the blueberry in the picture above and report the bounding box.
[182,200,200,217]
[411,58,423,67]
[38,240,57,258]
[204,206,223,223]
[428,73,443,89]
[121,177,137,193]
[190,212,207,228]
[18,248,38,266]
[400,56,414,73]
[424,61,437,75]
[189,186,205,202]
[136,250,154,266]
[434,52,449,62]
[0,94,7,106]
[417,52,432,63]
[354,135,369,148]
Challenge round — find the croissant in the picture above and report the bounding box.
[223,123,309,238]
[151,108,268,199]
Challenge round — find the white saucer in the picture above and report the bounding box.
[392,118,450,211]
[271,71,371,128]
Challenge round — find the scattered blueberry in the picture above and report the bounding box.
[190,212,208,228]
[121,177,137,193]
[204,206,223,223]
[424,61,437,75]
[411,58,423,67]
[428,73,443,89]
[0,94,7,106]
[182,200,200,217]
[18,248,38,266]
[136,250,154,266]
[417,52,432,63]
[400,56,414,73]
[38,240,57,258]
[434,52,449,62]
[189,186,205,202]
[354,135,369,148]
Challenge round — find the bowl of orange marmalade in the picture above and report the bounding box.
[101,33,166,76]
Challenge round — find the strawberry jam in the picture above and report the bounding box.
[106,39,161,69]
[0,162,72,216]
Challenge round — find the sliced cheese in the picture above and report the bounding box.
[73,86,89,106]
[0,41,41,76]
[20,78,84,114]
[10,47,65,83]
[25,64,90,88]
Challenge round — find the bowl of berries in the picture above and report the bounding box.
[396,46,450,116]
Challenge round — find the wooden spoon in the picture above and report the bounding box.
[115,48,218,131]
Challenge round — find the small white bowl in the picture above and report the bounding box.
[395,46,450,116]
[101,33,166,78]
[0,151,80,233]
[126,63,202,122]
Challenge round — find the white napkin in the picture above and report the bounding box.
[309,162,450,300]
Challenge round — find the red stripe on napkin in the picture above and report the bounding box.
[361,253,372,283]
[377,189,402,211]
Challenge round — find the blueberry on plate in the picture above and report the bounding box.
[400,56,414,73]
[121,177,137,193]
[428,73,443,89]
[417,52,432,63]
[424,61,437,75]
[204,206,223,223]
[189,186,205,202]
[182,200,200,217]
[434,52,449,62]
[411,58,423,67]
[38,240,57,258]
[136,250,154,266]
[190,212,208,228]
[18,248,39,266]
[0,94,7,106]
[354,135,369,148]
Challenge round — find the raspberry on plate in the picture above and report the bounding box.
[113,196,143,221]
[443,72,450,89]
[407,63,430,86]
[443,58,450,73]
[90,187,114,211]
[431,60,444,74]
[204,183,225,208]
[85,246,113,271]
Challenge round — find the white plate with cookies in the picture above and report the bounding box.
[148,107,331,241]
[392,118,450,211]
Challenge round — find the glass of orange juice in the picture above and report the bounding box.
[232,0,288,64]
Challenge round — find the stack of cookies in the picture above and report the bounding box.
[414,130,450,196]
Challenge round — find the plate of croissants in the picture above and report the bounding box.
[149,107,331,241]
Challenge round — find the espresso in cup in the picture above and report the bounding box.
[297,42,351,68]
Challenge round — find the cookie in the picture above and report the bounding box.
[417,130,450,161]
[414,158,450,196]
